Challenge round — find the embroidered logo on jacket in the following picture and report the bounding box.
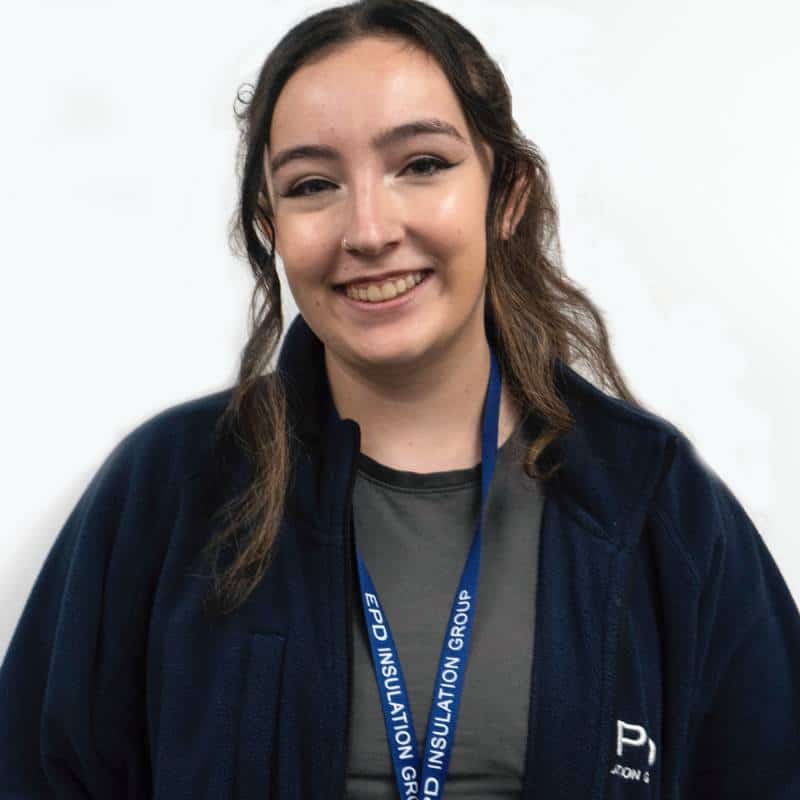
[609,720,657,784]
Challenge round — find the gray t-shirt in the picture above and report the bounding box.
[345,414,544,798]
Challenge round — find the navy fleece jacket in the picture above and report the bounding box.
[1,314,799,799]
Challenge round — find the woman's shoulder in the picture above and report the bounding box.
[69,386,241,558]
[555,360,758,583]
[555,358,681,439]
[98,386,237,491]
[120,386,236,461]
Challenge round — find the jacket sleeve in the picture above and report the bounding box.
[671,439,800,798]
[0,424,175,798]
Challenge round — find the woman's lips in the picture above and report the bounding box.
[343,270,425,302]
[337,269,431,309]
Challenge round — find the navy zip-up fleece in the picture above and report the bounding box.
[2,314,799,799]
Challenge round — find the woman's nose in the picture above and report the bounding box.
[340,178,403,257]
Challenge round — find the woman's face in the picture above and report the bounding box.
[265,35,496,376]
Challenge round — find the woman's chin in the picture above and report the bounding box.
[348,344,431,374]
[324,330,439,377]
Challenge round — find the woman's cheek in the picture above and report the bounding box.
[278,224,330,286]
[426,189,483,249]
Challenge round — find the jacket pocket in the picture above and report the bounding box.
[235,632,286,800]
[152,622,285,800]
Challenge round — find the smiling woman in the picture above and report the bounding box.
[1,1,799,799]
[264,37,512,443]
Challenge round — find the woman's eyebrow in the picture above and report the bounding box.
[269,117,466,174]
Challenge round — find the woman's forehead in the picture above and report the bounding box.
[269,36,468,151]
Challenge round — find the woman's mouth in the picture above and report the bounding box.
[338,270,431,304]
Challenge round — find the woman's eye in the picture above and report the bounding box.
[284,178,334,198]
[402,156,453,177]
[283,156,453,198]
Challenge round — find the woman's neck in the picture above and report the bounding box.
[325,336,520,473]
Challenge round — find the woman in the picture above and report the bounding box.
[1,1,798,798]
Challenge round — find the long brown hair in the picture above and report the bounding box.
[203,0,641,615]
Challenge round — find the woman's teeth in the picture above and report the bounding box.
[344,271,425,303]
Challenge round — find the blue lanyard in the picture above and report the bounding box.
[340,349,501,799]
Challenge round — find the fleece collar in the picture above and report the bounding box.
[275,314,676,548]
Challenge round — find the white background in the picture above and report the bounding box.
[1,0,798,656]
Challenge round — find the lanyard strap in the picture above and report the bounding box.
[349,349,501,799]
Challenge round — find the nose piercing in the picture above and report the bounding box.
[342,237,350,250]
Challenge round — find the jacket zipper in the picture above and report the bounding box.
[338,428,359,800]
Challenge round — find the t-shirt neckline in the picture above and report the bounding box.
[356,411,528,492]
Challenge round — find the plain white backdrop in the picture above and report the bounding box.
[1,0,798,656]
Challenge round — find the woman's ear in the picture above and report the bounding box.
[501,174,531,240]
